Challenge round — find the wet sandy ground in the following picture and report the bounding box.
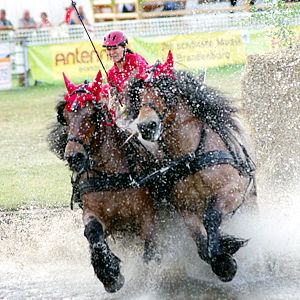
[1,187,300,300]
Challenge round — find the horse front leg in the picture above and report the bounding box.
[139,205,161,264]
[83,214,124,293]
[180,212,211,264]
[180,208,247,280]
[203,197,238,282]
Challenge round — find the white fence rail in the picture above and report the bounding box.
[1,12,300,46]
[0,12,299,88]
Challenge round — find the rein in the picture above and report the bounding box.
[69,123,159,208]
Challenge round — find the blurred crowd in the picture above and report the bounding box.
[0,5,91,31]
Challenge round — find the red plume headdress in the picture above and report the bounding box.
[63,70,103,112]
[138,50,175,83]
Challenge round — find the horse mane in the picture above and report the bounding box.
[127,70,241,138]
[47,98,68,161]
[124,77,144,119]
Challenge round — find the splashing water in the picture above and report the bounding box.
[1,180,300,299]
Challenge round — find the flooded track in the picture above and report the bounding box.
[1,185,300,300]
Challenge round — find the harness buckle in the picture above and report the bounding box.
[129,175,140,188]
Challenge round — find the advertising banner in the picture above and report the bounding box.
[28,28,287,83]
[0,43,12,90]
[27,30,248,83]
[132,31,247,70]
[0,58,12,90]
[28,41,110,83]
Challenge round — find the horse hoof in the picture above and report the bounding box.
[103,273,125,293]
[211,253,237,282]
[220,235,249,255]
[143,251,162,264]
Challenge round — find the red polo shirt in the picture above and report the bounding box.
[65,7,74,24]
[106,52,148,93]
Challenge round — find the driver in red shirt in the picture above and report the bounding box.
[101,30,149,118]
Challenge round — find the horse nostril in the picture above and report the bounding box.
[149,121,157,130]
[137,122,158,133]
[137,122,159,141]
[137,124,149,135]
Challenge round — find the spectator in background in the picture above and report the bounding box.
[63,4,74,25]
[18,10,37,29]
[69,5,91,26]
[163,0,186,11]
[121,3,135,13]
[58,4,74,25]
[38,12,52,28]
[0,9,13,29]
[230,0,255,8]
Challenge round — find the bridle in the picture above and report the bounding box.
[67,83,96,112]
[140,65,178,132]
[65,87,113,156]
[140,90,177,135]
[141,101,168,123]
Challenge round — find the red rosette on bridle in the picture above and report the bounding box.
[137,50,175,84]
[63,71,103,112]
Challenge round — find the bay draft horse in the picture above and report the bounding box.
[127,51,258,282]
[47,71,161,293]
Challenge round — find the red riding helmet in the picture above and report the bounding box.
[102,30,128,47]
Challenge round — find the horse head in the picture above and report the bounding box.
[61,71,116,172]
[133,52,210,143]
[133,50,177,142]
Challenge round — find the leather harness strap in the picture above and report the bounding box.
[77,129,255,196]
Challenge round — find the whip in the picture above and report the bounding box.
[71,0,123,105]
[71,0,108,77]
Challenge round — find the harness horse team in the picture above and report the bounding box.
[48,50,257,293]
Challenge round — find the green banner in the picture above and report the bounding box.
[27,29,282,83]
[28,41,109,83]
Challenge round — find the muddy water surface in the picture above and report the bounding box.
[1,188,300,300]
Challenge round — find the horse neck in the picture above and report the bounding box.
[163,101,228,157]
[91,125,130,173]
[163,102,202,156]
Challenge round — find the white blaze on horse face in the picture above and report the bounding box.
[137,106,162,142]
[136,88,164,141]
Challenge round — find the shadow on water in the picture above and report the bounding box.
[1,182,300,299]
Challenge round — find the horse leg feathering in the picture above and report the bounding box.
[194,231,248,271]
[143,238,161,264]
[203,199,237,282]
[84,217,124,293]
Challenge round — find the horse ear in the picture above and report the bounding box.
[162,50,174,75]
[90,70,103,94]
[63,72,76,94]
[95,70,102,84]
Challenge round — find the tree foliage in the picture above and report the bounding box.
[250,0,300,47]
